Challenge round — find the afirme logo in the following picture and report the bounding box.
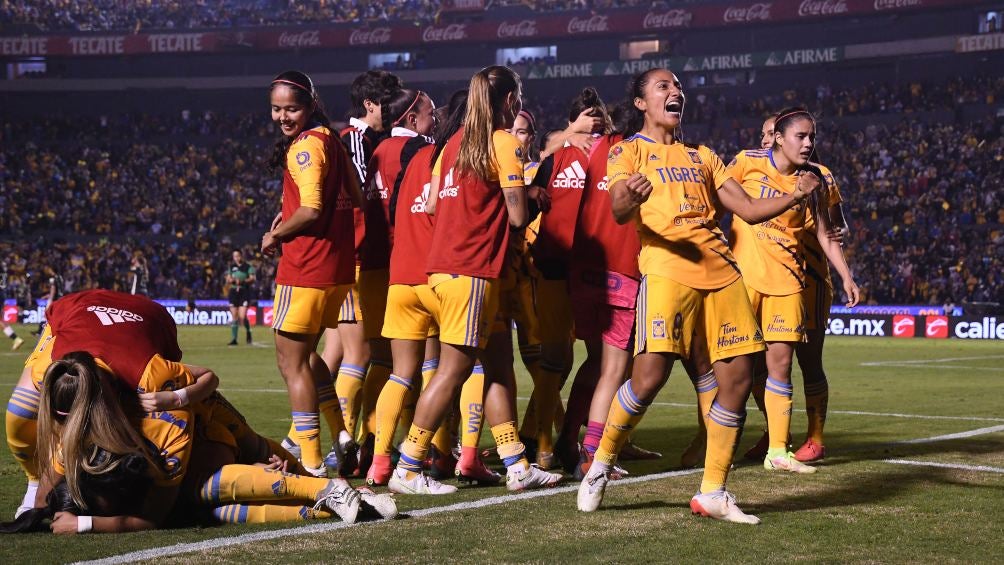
[87,305,144,326]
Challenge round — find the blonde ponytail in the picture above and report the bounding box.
[455,66,521,183]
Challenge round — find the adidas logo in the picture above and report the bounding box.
[761,176,769,182]
[649,154,660,161]
[410,182,431,213]
[552,160,586,189]
[438,169,459,199]
[87,305,144,326]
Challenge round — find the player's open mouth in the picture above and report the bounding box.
[665,99,682,116]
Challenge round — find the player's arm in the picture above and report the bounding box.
[263,138,329,252]
[717,173,818,225]
[138,359,219,412]
[815,201,860,307]
[607,141,649,224]
[246,265,256,284]
[541,109,602,159]
[426,150,445,216]
[496,131,529,229]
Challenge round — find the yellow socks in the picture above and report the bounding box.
[397,425,434,477]
[360,360,392,441]
[335,363,366,436]
[213,503,331,524]
[459,364,486,449]
[316,374,346,440]
[374,373,413,457]
[804,379,829,445]
[690,369,718,431]
[200,465,331,505]
[700,401,745,493]
[533,362,564,454]
[594,380,650,467]
[491,421,528,472]
[764,377,794,451]
[6,386,40,481]
[290,411,322,469]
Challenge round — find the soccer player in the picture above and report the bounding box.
[576,68,821,524]
[727,107,860,474]
[225,250,255,346]
[324,70,403,476]
[262,70,358,477]
[1,260,25,351]
[388,65,560,495]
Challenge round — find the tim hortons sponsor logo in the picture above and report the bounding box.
[723,2,771,23]
[497,20,537,39]
[797,0,848,17]
[279,30,321,48]
[643,9,694,29]
[567,15,609,34]
[349,27,391,46]
[874,0,921,10]
[422,23,468,42]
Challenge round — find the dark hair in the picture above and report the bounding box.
[268,70,331,171]
[431,89,468,168]
[539,129,562,153]
[349,70,404,118]
[621,68,663,139]
[608,101,629,135]
[772,107,815,146]
[381,88,425,132]
[0,451,150,534]
[566,87,608,128]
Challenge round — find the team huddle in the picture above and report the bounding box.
[3,64,859,533]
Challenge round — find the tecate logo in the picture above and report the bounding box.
[567,15,609,34]
[422,23,467,42]
[892,315,915,337]
[797,0,848,16]
[497,20,537,39]
[642,9,694,29]
[278,30,320,48]
[349,27,391,46]
[723,2,772,22]
[874,0,921,10]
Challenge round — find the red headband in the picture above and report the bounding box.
[392,91,425,126]
[776,110,812,124]
[272,78,312,94]
[56,410,69,417]
[518,110,536,132]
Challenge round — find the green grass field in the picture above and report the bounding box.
[1,326,1002,564]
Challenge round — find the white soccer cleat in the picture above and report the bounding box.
[302,463,328,478]
[764,450,818,474]
[14,481,38,519]
[280,436,302,460]
[314,479,361,524]
[356,487,398,520]
[387,469,458,495]
[506,464,562,492]
[576,469,609,512]
[690,490,761,524]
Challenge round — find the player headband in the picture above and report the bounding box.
[56,410,69,416]
[393,91,425,126]
[775,109,813,124]
[271,78,313,95]
[518,110,536,133]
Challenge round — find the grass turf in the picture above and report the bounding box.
[1,326,1002,563]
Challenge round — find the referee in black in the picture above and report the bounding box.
[226,249,256,345]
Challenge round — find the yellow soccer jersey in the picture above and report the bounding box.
[727,148,810,296]
[801,163,843,285]
[523,160,540,186]
[287,125,333,210]
[607,134,738,290]
[140,406,194,487]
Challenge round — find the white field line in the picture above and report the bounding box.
[894,424,1004,444]
[217,389,1004,423]
[75,468,703,565]
[883,459,1004,474]
[861,355,1004,366]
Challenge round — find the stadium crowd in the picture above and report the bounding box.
[1,78,1001,308]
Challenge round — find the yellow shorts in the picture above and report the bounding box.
[636,274,766,363]
[25,325,55,390]
[358,268,390,340]
[429,273,500,349]
[536,277,573,344]
[802,276,833,332]
[747,288,806,343]
[339,265,363,323]
[272,284,352,335]
[382,284,440,341]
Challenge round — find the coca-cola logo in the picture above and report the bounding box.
[874,0,921,10]
[567,15,609,34]
[642,9,694,29]
[723,2,772,23]
[278,30,320,48]
[797,0,848,17]
[497,20,538,39]
[422,23,468,42]
[349,27,391,46]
